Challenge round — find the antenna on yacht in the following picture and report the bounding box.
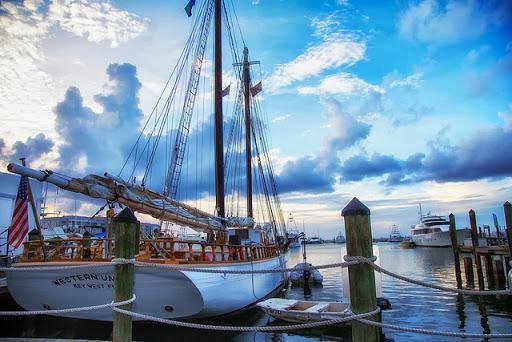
[419,203,423,220]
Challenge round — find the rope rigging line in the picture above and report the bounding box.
[120,0,208,179]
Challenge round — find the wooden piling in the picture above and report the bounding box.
[494,258,506,289]
[504,202,512,271]
[113,207,138,342]
[484,255,495,290]
[342,197,379,342]
[469,210,485,290]
[463,256,475,287]
[448,214,463,289]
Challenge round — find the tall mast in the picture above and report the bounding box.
[243,47,253,218]
[214,0,225,220]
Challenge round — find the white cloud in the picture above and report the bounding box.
[0,0,148,144]
[298,73,384,96]
[266,40,366,93]
[266,13,366,94]
[48,0,149,48]
[398,0,503,44]
[499,104,512,132]
[271,114,291,123]
[389,72,424,89]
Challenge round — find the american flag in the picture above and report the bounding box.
[9,176,29,248]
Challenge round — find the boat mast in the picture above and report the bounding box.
[214,0,225,220]
[243,47,253,218]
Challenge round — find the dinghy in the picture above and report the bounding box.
[290,262,323,284]
[257,298,352,324]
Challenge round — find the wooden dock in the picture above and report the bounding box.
[449,202,511,290]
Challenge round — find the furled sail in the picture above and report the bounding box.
[7,163,253,232]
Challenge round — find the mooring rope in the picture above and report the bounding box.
[111,306,380,331]
[132,259,367,274]
[358,318,512,339]
[1,256,509,296]
[0,294,136,316]
[344,257,511,296]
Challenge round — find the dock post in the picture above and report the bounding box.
[504,202,512,271]
[484,255,495,289]
[463,256,475,287]
[494,258,506,289]
[449,214,463,289]
[342,197,379,342]
[113,207,138,342]
[469,210,485,290]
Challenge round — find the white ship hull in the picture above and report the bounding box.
[7,255,288,321]
[412,228,471,247]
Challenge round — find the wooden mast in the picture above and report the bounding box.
[214,0,225,221]
[243,47,253,218]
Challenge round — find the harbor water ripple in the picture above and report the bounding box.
[0,243,511,341]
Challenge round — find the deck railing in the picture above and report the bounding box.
[19,237,278,264]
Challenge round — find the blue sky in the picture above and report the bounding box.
[0,0,511,238]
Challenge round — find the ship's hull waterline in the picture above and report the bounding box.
[411,228,471,247]
[7,255,288,321]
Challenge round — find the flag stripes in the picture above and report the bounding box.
[9,176,29,248]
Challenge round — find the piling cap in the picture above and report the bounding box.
[114,207,139,223]
[505,201,511,208]
[341,197,370,216]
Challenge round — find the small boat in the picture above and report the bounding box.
[290,262,323,284]
[257,298,352,323]
[400,240,415,249]
[304,237,323,244]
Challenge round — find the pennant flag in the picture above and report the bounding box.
[222,84,231,97]
[184,0,196,17]
[250,81,262,97]
[8,176,29,248]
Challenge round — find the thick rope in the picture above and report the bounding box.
[2,256,510,296]
[112,307,380,331]
[358,318,512,339]
[133,259,362,274]
[352,257,511,296]
[0,294,136,316]
[0,258,134,272]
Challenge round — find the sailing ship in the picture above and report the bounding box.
[286,213,302,248]
[411,205,470,247]
[6,0,289,321]
[388,225,404,242]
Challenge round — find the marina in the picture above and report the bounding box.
[1,0,512,341]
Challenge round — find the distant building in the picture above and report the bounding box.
[41,215,159,237]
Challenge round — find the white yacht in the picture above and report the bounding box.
[334,232,346,243]
[411,207,471,247]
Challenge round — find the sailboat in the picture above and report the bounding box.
[6,0,289,321]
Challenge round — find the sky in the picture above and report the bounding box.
[0,0,511,238]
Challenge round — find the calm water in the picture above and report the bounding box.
[1,243,511,341]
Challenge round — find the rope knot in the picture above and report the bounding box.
[111,258,136,265]
[343,255,377,263]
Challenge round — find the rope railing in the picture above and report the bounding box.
[111,306,380,332]
[0,294,136,316]
[0,254,510,338]
[344,256,511,296]
[1,256,510,296]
